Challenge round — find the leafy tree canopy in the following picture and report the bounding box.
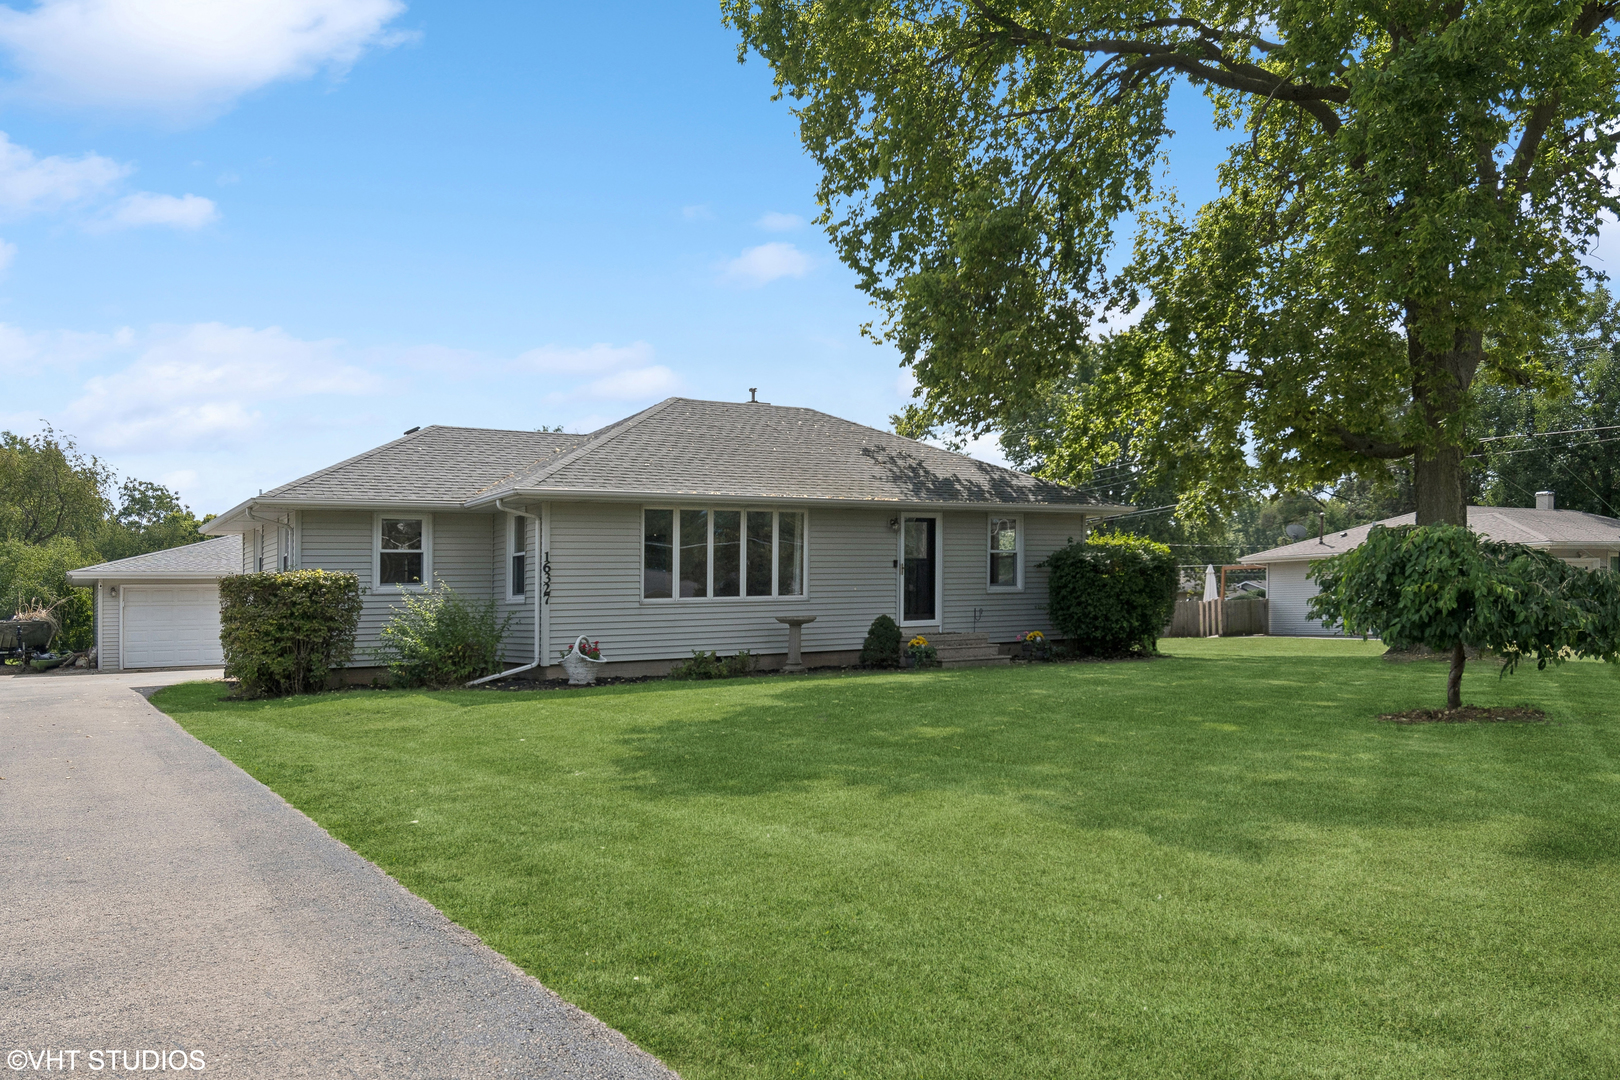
[1474,287,1620,515]
[726,0,1620,526]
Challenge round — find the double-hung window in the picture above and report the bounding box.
[378,516,427,586]
[988,516,1021,589]
[508,514,527,599]
[644,508,806,599]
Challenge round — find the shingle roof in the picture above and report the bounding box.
[1241,506,1620,562]
[66,535,242,581]
[474,398,1114,508]
[263,425,588,504]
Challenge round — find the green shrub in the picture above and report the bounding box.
[860,614,902,667]
[376,582,514,688]
[0,536,98,651]
[1043,533,1177,656]
[724,650,757,677]
[670,650,725,679]
[220,570,363,696]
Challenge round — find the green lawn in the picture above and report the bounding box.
[154,639,1620,1079]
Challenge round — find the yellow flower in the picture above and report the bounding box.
[908,635,929,647]
[1026,630,1044,641]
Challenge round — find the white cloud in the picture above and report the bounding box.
[97,191,218,230]
[577,364,679,400]
[65,322,382,448]
[721,242,811,287]
[513,340,654,375]
[755,211,804,232]
[681,203,713,221]
[0,236,14,270]
[0,0,411,119]
[0,321,129,371]
[0,131,126,217]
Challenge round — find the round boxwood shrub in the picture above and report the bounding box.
[860,614,902,667]
[1043,533,1177,656]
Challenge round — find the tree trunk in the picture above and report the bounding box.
[1446,640,1465,710]
[1407,315,1483,527]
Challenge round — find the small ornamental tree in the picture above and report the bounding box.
[1309,525,1620,709]
[1044,533,1177,656]
[219,570,363,697]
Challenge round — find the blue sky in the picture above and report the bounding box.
[1,0,1234,514]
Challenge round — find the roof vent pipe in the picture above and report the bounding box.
[1536,490,1556,511]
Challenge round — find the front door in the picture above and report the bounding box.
[902,516,937,623]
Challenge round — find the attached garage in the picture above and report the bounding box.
[121,585,225,668]
[66,535,242,671]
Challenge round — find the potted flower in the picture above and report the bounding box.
[560,636,604,685]
[1014,630,1048,661]
[907,635,939,669]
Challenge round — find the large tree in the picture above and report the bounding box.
[725,0,1620,525]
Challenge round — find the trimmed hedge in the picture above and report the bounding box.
[219,570,363,696]
[1043,533,1177,656]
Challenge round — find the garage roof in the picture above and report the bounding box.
[67,535,242,583]
[1241,506,1620,563]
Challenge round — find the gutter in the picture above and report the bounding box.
[463,488,1134,516]
[467,499,544,686]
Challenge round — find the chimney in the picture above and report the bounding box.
[1536,490,1555,511]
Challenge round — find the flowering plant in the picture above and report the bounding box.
[906,635,939,668]
[1015,630,1044,643]
[562,639,602,660]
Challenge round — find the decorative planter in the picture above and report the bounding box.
[561,635,605,686]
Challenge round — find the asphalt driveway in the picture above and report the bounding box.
[0,668,676,1079]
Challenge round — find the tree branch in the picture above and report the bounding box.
[1332,426,1415,459]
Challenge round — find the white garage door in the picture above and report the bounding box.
[122,585,224,668]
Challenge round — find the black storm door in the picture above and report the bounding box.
[903,517,937,622]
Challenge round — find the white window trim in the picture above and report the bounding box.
[987,513,1024,591]
[640,506,810,602]
[506,512,527,602]
[897,514,944,627]
[373,512,432,591]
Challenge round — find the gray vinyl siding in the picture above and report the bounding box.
[940,511,1089,641]
[297,509,498,658]
[99,583,120,670]
[1263,560,1343,637]
[544,502,1091,662]
[493,504,539,665]
[547,502,895,662]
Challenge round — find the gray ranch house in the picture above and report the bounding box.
[144,397,1127,678]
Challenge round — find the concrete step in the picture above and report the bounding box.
[941,655,1012,669]
[934,644,1005,661]
[927,632,990,647]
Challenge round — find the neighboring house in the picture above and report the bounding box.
[1241,495,1620,636]
[66,535,242,670]
[176,397,1130,678]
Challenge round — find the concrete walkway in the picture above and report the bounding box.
[0,668,676,1079]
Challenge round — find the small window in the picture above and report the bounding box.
[745,511,774,597]
[644,509,673,599]
[679,509,709,598]
[380,518,424,585]
[714,510,741,597]
[509,515,526,598]
[989,517,1019,588]
[777,511,805,596]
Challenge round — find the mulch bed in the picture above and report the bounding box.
[1378,705,1548,724]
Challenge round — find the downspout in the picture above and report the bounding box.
[467,499,543,686]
